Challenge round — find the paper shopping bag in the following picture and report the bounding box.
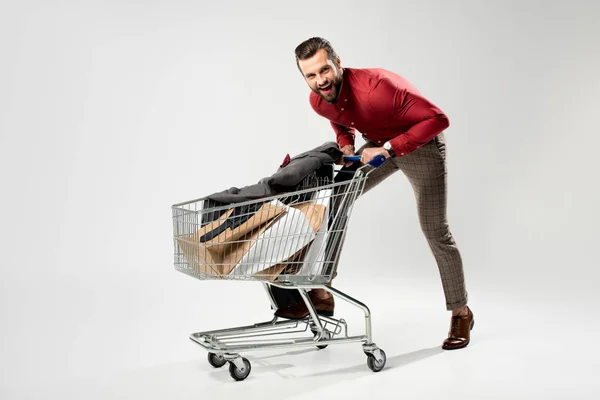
[199,200,287,251]
[229,200,327,277]
[251,248,306,281]
[176,200,286,277]
[297,188,333,278]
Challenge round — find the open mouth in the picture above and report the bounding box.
[319,83,333,94]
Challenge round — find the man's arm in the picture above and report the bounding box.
[330,122,356,165]
[369,78,450,157]
[330,121,356,149]
[310,92,356,149]
[309,93,356,164]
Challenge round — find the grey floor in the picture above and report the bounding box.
[2,275,598,400]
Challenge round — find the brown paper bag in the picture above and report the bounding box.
[292,201,327,232]
[175,201,285,277]
[250,201,328,281]
[200,201,286,253]
[251,245,306,281]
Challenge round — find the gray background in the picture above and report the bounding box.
[1,0,599,398]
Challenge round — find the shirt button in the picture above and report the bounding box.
[400,153,404,155]
[344,99,348,102]
[351,122,354,125]
[377,140,381,144]
[341,108,344,111]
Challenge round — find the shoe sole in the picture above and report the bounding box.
[316,310,334,317]
[274,310,310,320]
[275,310,334,319]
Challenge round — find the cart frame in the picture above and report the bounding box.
[172,155,388,380]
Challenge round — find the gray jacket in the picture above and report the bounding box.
[206,141,342,204]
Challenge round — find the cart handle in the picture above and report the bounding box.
[343,155,386,168]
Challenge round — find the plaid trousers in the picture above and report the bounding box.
[356,132,468,310]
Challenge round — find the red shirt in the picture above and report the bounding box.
[309,67,450,157]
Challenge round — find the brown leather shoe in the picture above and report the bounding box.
[442,306,474,350]
[308,290,335,317]
[274,290,335,319]
[274,302,309,319]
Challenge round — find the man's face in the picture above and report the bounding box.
[298,49,343,104]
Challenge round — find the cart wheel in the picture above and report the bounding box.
[229,357,251,381]
[207,352,227,368]
[311,329,331,349]
[366,349,386,372]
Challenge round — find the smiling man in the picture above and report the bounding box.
[276,36,474,351]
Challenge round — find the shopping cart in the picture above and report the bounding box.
[171,155,387,381]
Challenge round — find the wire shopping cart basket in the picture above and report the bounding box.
[171,155,387,381]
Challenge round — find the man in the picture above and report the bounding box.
[276,37,474,350]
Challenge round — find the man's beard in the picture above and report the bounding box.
[315,76,343,104]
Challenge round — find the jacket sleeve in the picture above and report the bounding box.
[369,78,449,156]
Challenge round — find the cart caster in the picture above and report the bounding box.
[311,329,332,349]
[365,349,386,372]
[228,357,251,381]
[207,352,227,368]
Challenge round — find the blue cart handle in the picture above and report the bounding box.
[343,155,386,168]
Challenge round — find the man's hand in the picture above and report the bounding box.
[361,147,391,165]
[338,144,356,167]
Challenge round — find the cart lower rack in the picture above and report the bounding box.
[172,155,387,381]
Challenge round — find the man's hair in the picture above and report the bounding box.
[295,37,338,71]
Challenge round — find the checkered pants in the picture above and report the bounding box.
[357,132,468,310]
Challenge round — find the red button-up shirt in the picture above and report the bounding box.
[309,67,450,157]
